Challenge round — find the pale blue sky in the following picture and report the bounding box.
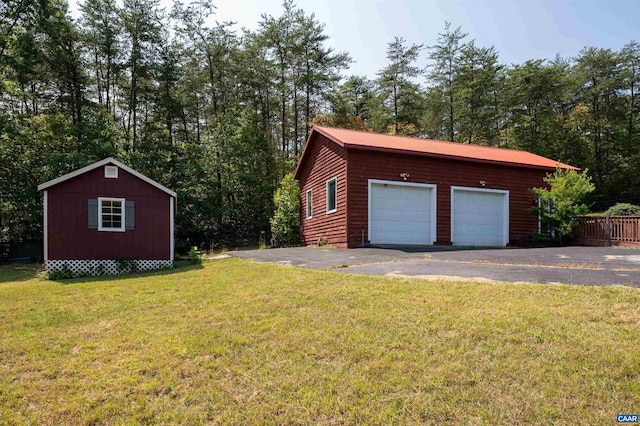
[71,0,640,78]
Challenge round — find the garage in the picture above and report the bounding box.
[451,187,509,246]
[368,180,436,245]
[296,126,578,247]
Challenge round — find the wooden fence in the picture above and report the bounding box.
[574,216,640,246]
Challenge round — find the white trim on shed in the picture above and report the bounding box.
[37,157,177,198]
[170,198,175,261]
[43,190,48,261]
[98,197,126,232]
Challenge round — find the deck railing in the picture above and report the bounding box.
[574,216,640,245]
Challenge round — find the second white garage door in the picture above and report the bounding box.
[451,187,509,246]
[369,180,436,245]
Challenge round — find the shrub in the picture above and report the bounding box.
[47,263,77,280]
[604,203,640,216]
[532,168,595,242]
[270,173,300,246]
[188,246,203,264]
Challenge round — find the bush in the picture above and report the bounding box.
[188,246,203,264]
[270,173,300,246]
[604,203,640,216]
[47,264,77,280]
[532,168,595,242]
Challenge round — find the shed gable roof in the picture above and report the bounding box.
[294,126,578,178]
[37,158,177,198]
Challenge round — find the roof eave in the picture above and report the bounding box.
[293,126,345,180]
[37,157,177,198]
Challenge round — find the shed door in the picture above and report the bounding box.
[369,181,435,245]
[451,188,508,246]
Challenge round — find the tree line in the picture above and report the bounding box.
[1,0,638,249]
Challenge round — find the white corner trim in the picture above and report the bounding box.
[98,197,126,232]
[37,157,177,198]
[367,179,438,245]
[450,185,510,246]
[170,198,175,261]
[326,177,338,214]
[43,190,48,261]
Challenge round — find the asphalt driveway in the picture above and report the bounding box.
[229,246,640,287]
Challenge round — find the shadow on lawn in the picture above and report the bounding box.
[0,263,42,283]
[49,262,205,285]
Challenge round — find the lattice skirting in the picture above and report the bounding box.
[46,259,173,276]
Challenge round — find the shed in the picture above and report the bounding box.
[38,158,176,275]
[294,126,577,248]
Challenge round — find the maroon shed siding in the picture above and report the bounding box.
[298,133,348,247]
[47,167,171,260]
[346,149,548,247]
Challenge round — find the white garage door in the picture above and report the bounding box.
[369,181,436,245]
[452,187,508,246]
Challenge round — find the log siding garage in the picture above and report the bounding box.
[38,158,176,275]
[294,126,577,248]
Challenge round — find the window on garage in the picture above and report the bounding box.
[306,189,313,219]
[326,177,337,213]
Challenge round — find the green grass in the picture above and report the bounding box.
[1,260,639,424]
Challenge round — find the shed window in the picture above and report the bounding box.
[105,165,118,178]
[306,190,313,219]
[98,197,125,232]
[326,177,337,213]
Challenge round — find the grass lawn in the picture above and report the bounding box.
[1,259,639,424]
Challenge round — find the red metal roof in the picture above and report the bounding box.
[296,126,578,176]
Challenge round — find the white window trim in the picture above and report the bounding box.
[105,165,118,178]
[306,189,313,219]
[326,177,337,214]
[450,186,509,247]
[367,179,437,245]
[98,197,126,232]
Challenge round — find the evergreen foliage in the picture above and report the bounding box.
[270,173,300,246]
[1,4,640,248]
[604,203,640,216]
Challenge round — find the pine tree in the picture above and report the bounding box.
[378,37,424,135]
[427,22,467,141]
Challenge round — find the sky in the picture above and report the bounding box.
[70,0,640,78]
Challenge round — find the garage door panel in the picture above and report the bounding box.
[372,204,430,216]
[370,182,434,245]
[452,189,507,246]
[371,220,429,233]
[372,208,430,222]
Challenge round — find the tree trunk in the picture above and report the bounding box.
[293,76,298,157]
[393,84,399,134]
[305,59,311,139]
[94,46,103,106]
[106,45,112,113]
